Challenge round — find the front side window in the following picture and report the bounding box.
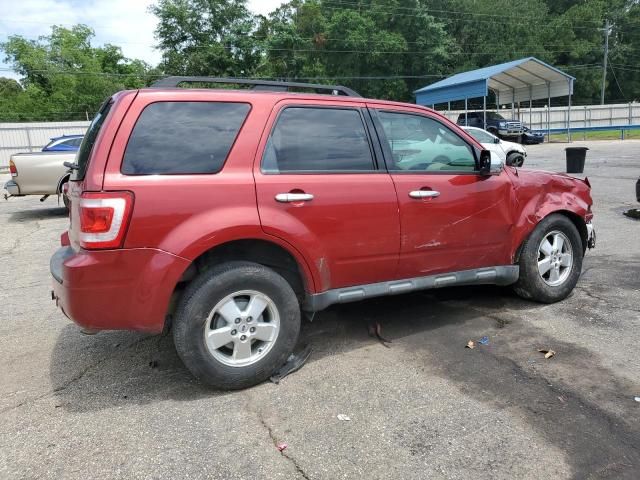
[262,107,374,173]
[122,101,250,175]
[377,111,476,173]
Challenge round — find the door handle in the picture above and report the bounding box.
[409,190,440,199]
[275,193,314,203]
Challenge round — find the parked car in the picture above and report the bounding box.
[457,111,523,140]
[50,77,595,390]
[4,151,76,208]
[462,126,527,167]
[42,134,84,152]
[521,126,545,145]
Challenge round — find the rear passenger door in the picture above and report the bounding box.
[254,100,400,292]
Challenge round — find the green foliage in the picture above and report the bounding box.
[151,0,261,76]
[0,25,159,121]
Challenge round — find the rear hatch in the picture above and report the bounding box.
[67,92,136,251]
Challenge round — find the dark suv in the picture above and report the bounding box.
[457,111,523,140]
[50,77,595,389]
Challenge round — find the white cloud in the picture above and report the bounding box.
[0,0,286,79]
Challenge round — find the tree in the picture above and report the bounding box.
[152,0,261,76]
[0,25,158,121]
[259,0,455,100]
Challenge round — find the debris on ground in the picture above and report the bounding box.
[538,349,556,359]
[276,442,288,452]
[337,414,351,421]
[465,340,476,349]
[478,336,490,345]
[148,360,158,369]
[634,396,640,402]
[367,322,391,348]
[623,208,640,220]
[270,344,312,384]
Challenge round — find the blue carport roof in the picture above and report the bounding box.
[415,57,575,106]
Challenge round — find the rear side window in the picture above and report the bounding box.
[262,107,374,173]
[74,100,112,180]
[122,101,250,175]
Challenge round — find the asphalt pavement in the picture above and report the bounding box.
[0,140,638,479]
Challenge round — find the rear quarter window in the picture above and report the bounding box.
[122,101,251,175]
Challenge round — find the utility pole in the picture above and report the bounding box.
[601,19,613,105]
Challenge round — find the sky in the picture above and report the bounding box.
[0,0,286,80]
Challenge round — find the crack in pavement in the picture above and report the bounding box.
[575,286,640,313]
[248,398,312,480]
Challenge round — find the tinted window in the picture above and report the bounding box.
[69,137,84,147]
[486,112,505,120]
[466,129,495,143]
[378,111,476,172]
[262,107,374,173]
[74,100,112,180]
[122,101,250,175]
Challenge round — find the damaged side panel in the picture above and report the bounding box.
[506,168,593,259]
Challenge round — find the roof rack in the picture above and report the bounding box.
[150,76,361,97]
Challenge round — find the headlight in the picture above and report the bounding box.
[499,122,506,127]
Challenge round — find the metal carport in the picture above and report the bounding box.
[414,57,576,140]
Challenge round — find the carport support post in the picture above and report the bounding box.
[465,98,468,125]
[529,86,533,129]
[547,82,551,143]
[483,96,487,129]
[567,78,573,142]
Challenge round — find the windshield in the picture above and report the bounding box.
[73,100,112,180]
[486,112,506,120]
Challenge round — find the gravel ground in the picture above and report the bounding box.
[0,140,638,479]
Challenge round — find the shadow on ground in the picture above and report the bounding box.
[8,205,68,223]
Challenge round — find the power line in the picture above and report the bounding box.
[322,0,611,25]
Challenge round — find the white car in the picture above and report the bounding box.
[462,126,527,167]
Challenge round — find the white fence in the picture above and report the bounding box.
[440,102,640,132]
[0,121,90,169]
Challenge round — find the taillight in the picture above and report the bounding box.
[9,159,17,177]
[78,192,134,249]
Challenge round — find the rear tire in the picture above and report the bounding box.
[173,261,301,390]
[513,214,583,303]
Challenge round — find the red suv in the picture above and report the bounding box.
[50,77,595,389]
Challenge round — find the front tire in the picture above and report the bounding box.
[173,261,301,389]
[513,214,583,303]
[507,152,525,167]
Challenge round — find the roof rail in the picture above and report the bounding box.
[150,76,361,97]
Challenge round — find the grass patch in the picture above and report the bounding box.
[549,129,640,142]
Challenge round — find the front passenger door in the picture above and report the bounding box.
[370,107,515,279]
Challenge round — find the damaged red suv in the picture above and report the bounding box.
[50,77,595,389]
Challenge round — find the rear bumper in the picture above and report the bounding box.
[50,246,191,333]
[3,180,20,196]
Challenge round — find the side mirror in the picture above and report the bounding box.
[479,150,504,176]
[494,137,501,144]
